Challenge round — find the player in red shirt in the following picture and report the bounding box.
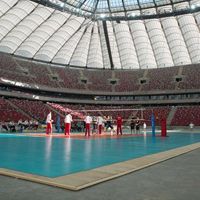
[116,115,123,135]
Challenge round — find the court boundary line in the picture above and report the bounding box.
[0,142,200,191]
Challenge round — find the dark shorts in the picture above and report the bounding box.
[136,125,140,130]
[106,122,113,129]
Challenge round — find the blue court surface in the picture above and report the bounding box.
[0,133,200,178]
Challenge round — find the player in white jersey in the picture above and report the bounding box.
[84,115,92,136]
[46,112,53,135]
[64,113,73,136]
[97,115,104,134]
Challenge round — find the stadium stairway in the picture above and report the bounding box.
[111,70,116,92]
[175,66,184,90]
[6,99,32,120]
[45,103,65,118]
[79,69,89,90]
[167,106,177,126]
[139,69,148,91]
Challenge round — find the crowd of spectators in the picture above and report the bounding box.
[1,119,39,132]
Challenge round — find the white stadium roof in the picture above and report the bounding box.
[0,0,200,69]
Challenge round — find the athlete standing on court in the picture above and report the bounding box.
[46,112,53,135]
[64,113,73,136]
[116,115,123,135]
[97,115,104,134]
[84,115,92,136]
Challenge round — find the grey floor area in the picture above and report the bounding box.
[1,149,200,200]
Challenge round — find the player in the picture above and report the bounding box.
[135,117,140,134]
[116,115,123,135]
[46,112,53,135]
[143,122,147,136]
[130,117,136,134]
[64,113,73,136]
[97,115,104,134]
[92,116,97,134]
[106,116,113,133]
[84,115,92,136]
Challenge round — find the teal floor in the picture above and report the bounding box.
[0,132,200,177]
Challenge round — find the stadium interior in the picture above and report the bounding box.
[0,0,200,199]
